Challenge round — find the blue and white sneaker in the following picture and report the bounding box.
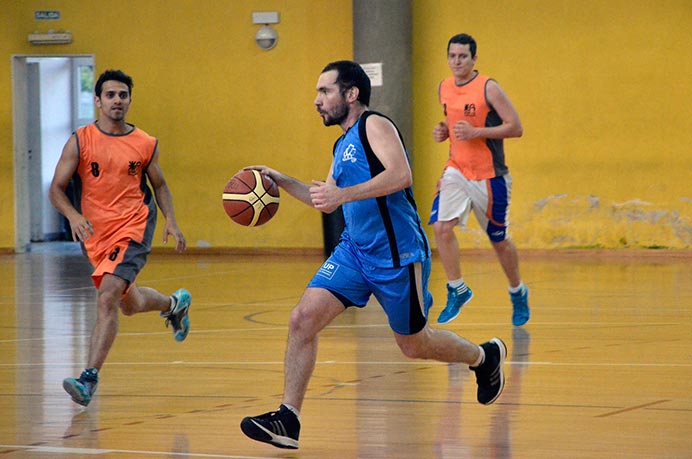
[437,284,473,324]
[162,289,191,341]
[510,285,530,326]
[63,368,98,406]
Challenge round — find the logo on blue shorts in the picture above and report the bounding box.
[317,261,339,280]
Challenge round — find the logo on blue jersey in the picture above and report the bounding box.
[317,261,339,279]
[342,144,357,163]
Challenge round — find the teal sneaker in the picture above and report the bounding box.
[162,289,191,341]
[437,284,473,324]
[63,368,98,406]
[511,285,530,326]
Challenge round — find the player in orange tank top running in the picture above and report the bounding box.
[429,33,530,327]
[49,69,192,407]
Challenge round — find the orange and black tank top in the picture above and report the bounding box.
[71,122,158,253]
[439,73,508,180]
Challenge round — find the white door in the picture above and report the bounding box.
[12,55,95,252]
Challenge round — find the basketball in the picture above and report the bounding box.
[222,169,280,226]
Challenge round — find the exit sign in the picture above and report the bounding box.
[35,11,60,20]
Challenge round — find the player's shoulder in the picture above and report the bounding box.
[76,122,95,133]
[363,110,396,123]
[483,77,506,98]
[439,76,455,88]
[129,124,153,137]
[74,122,96,139]
[360,111,402,146]
[362,111,396,132]
[128,125,158,145]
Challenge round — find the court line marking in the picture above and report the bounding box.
[0,445,274,459]
[0,360,690,368]
[595,399,671,417]
[0,320,687,345]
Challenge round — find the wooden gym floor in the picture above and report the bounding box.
[0,244,690,458]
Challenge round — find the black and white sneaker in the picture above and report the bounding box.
[470,337,507,405]
[240,404,300,449]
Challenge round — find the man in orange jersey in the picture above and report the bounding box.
[429,34,530,327]
[49,69,191,406]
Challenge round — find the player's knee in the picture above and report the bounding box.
[399,341,428,359]
[486,223,507,242]
[97,290,120,312]
[491,238,513,254]
[117,292,139,316]
[288,306,317,337]
[396,332,429,359]
[119,302,137,316]
[434,221,455,239]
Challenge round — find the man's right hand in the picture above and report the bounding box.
[433,121,449,142]
[69,215,94,242]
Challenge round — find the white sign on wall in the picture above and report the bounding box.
[35,11,61,20]
[361,63,383,87]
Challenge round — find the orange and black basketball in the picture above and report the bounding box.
[222,169,280,226]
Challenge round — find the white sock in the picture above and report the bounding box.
[471,346,485,367]
[282,403,300,420]
[509,282,525,294]
[168,296,176,312]
[449,278,465,289]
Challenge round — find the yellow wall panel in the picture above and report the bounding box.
[2,1,691,250]
[1,1,352,250]
[413,0,692,249]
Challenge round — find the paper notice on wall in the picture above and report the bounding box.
[360,63,383,87]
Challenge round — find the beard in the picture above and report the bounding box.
[322,100,349,126]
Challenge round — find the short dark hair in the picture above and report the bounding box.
[321,60,371,106]
[94,69,133,97]
[447,33,477,58]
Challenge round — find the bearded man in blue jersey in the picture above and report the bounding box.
[240,60,507,450]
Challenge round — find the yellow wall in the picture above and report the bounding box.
[0,3,18,248]
[413,0,692,249]
[2,1,691,251]
[0,0,352,250]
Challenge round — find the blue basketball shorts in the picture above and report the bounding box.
[308,241,433,335]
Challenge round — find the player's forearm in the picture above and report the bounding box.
[341,168,412,203]
[49,186,81,221]
[153,184,178,223]
[274,174,313,206]
[475,122,523,140]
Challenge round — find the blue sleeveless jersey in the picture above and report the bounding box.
[331,111,430,268]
